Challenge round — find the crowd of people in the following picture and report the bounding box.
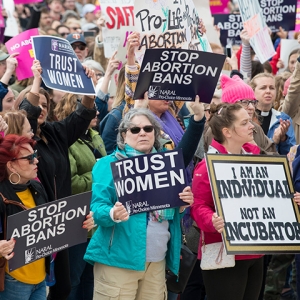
[1,0,300,300]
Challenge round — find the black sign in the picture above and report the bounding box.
[133,49,225,103]
[7,192,91,271]
[111,150,187,215]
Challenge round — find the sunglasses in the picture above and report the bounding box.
[72,44,86,51]
[12,150,38,164]
[127,125,154,134]
[60,32,70,37]
[239,100,258,108]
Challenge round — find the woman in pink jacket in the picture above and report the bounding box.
[191,102,264,300]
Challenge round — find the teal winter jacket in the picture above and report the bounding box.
[84,149,182,276]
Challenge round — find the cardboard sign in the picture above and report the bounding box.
[5,28,39,80]
[210,0,230,14]
[195,0,222,46]
[3,0,19,37]
[111,150,187,215]
[280,39,300,72]
[134,0,211,64]
[213,14,242,46]
[32,36,95,95]
[7,192,91,271]
[133,49,225,103]
[206,154,300,254]
[237,0,276,63]
[100,0,135,58]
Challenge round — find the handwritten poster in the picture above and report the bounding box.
[134,0,212,64]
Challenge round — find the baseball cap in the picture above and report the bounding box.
[0,51,9,62]
[66,33,86,45]
[81,4,96,17]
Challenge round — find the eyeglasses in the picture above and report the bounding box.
[127,125,154,134]
[239,100,258,108]
[71,43,86,51]
[12,150,38,164]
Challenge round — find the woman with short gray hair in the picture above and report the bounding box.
[85,96,206,299]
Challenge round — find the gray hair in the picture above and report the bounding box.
[117,108,162,150]
[82,60,105,75]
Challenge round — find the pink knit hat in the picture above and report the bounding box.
[221,74,256,103]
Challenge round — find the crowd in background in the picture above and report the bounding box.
[1,0,300,299]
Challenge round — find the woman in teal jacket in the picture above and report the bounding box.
[85,98,205,299]
[54,93,106,300]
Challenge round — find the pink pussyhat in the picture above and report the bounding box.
[220,74,256,104]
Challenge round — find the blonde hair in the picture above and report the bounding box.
[0,111,27,136]
[53,93,78,121]
[250,72,275,91]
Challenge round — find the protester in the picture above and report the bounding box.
[54,93,106,300]
[85,101,205,298]
[56,24,71,38]
[14,60,96,300]
[0,134,47,300]
[0,111,33,139]
[204,74,277,154]
[250,72,296,154]
[66,33,88,63]
[191,102,264,300]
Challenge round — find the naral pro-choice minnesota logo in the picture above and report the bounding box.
[25,248,36,264]
[51,39,73,54]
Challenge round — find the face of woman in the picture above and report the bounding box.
[2,90,15,111]
[253,77,276,110]
[148,100,170,117]
[288,53,298,73]
[22,118,34,139]
[122,115,155,154]
[227,109,254,145]
[38,94,48,125]
[89,111,99,129]
[8,144,38,184]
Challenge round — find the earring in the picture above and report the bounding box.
[9,172,21,185]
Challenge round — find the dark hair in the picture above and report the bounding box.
[208,103,244,143]
[0,134,36,181]
[263,61,272,73]
[251,61,265,79]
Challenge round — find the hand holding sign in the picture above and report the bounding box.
[0,238,15,260]
[240,29,251,46]
[294,192,300,206]
[82,211,95,231]
[31,59,42,79]
[189,95,205,121]
[212,212,225,233]
[134,91,149,109]
[179,186,194,212]
[106,51,120,76]
[113,202,129,221]
[127,31,140,65]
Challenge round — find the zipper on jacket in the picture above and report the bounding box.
[108,225,115,253]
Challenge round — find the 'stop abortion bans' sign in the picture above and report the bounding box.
[206,154,300,254]
[7,192,91,271]
[111,150,187,215]
[32,36,95,95]
[133,49,225,103]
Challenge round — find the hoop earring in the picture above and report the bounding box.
[9,172,21,185]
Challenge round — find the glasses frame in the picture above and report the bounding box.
[12,150,38,164]
[127,125,154,134]
[239,100,258,108]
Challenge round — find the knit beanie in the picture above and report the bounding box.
[221,74,256,103]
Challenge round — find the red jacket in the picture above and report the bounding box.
[191,139,263,261]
